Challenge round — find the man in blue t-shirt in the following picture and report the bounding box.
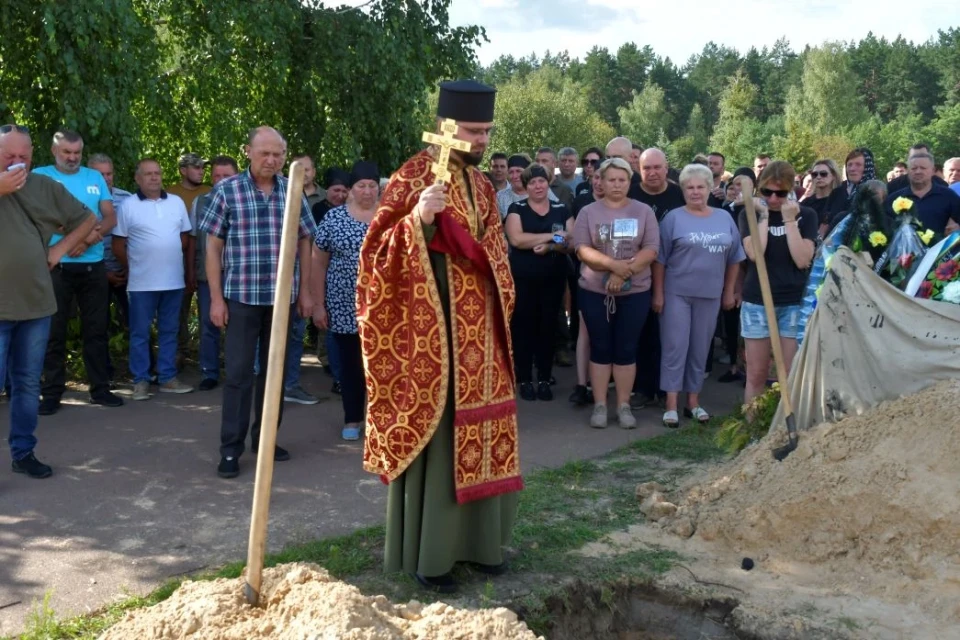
[32,129,123,414]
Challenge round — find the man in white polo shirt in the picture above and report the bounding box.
[112,158,194,400]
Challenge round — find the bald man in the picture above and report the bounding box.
[605,136,643,200]
[0,126,97,478]
[198,126,318,478]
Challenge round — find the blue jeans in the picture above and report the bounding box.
[128,289,183,384]
[326,330,342,383]
[284,313,306,389]
[1,316,52,460]
[196,282,222,381]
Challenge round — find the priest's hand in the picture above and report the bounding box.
[416,183,447,225]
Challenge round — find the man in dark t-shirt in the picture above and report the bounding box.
[634,148,684,221]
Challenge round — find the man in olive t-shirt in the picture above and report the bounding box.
[0,126,97,478]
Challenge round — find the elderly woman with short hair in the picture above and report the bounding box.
[652,164,746,427]
[573,158,659,429]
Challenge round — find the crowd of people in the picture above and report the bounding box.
[2,119,959,481]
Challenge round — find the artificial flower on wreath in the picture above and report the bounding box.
[892,196,914,215]
[868,231,887,248]
[919,229,935,245]
[917,257,960,301]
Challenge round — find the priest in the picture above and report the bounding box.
[357,80,522,593]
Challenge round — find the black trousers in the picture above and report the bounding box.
[634,308,662,396]
[42,262,111,399]
[567,263,580,348]
[705,307,741,369]
[333,332,365,424]
[511,272,566,383]
[219,300,291,458]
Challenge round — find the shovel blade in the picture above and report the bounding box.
[772,414,799,462]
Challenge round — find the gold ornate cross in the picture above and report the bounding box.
[422,118,472,185]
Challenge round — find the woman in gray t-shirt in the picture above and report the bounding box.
[652,164,745,428]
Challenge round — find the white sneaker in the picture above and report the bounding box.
[589,404,608,429]
[617,403,637,429]
[132,381,150,401]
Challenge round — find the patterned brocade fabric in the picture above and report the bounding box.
[357,151,523,504]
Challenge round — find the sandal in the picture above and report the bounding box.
[685,406,710,424]
[662,410,679,428]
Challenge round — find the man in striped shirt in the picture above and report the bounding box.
[198,126,317,479]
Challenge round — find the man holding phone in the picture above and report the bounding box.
[0,125,98,478]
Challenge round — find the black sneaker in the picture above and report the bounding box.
[630,393,652,409]
[568,385,592,406]
[12,453,53,479]
[198,378,219,391]
[251,443,291,462]
[217,456,239,478]
[90,391,124,407]
[537,381,553,401]
[414,572,457,594]
[38,397,60,416]
[331,381,342,395]
[519,382,536,401]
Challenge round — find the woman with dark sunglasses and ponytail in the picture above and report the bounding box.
[738,161,818,406]
[800,159,844,237]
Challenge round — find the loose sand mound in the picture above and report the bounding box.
[649,380,960,622]
[99,564,542,640]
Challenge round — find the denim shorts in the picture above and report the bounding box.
[740,301,800,340]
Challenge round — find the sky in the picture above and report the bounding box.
[439,0,959,66]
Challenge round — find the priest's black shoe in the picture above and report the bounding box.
[467,561,509,576]
[414,572,457,594]
[198,378,219,391]
[12,453,53,479]
[537,381,553,401]
[519,382,536,401]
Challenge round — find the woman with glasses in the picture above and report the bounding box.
[576,148,603,199]
[800,159,843,236]
[739,161,817,406]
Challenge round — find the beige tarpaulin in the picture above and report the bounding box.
[772,247,960,433]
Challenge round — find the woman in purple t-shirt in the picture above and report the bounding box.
[652,164,745,428]
[573,158,659,430]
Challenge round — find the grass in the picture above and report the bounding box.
[7,423,724,640]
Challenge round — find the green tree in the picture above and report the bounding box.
[579,46,621,127]
[787,43,868,136]
[709,70,760,165]
[618,82,671,149]
[492,68,615,157]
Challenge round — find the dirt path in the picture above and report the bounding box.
[0,361,741,635]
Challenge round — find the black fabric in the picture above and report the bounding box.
[42,262,111,399]
[633,308,661,396]
[311,200,334,225]
[884,184,960,235]
[333,332,365,424]
[511,273,566,383]
[571,189,595,219]
[802,188,848,227]
[887,173,947,195]
[634,182,685,222]
[349,161,379,186]
[575,180,592,199]
[507,155,529,169]
[220,300,290,459]
[323,168,349,189]
[506,200,571,279]
[739,205,819,306]
[628,172,643,200]
[437,79,496,122]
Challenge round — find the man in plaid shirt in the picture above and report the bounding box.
[198,126,317,479]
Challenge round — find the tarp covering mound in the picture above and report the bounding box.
[772,246,960,436]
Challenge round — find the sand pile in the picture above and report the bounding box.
[99,563,542,640]
[643,381,960,619]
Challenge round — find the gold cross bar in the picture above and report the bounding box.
[422,118,472,185]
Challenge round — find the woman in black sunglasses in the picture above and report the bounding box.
[800,159,843,236]
[739,161,818,407]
